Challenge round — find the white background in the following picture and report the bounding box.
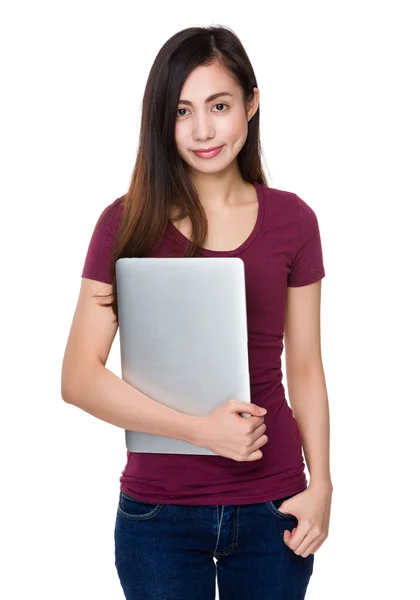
[2,1,419,598]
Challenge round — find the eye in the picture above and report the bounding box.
[176,103,229,118]
[176,107,190,117]
[211,103,229,112]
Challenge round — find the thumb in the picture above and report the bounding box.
[284,527,296,541]
[230,400,267,416]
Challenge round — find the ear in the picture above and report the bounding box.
[247,87,260,121]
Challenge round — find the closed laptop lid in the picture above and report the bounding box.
[115,257,251,455]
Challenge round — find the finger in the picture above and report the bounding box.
[284,523,310,552]
[301,535,327,557]
[300,542,318,558]
[295,533,321,557]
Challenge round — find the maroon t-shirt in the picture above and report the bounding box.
[81,181,326,504]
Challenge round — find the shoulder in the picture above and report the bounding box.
[94,195,125,238]
[81,196,125,284]
[261,184,319,228]
[262,184,314,213]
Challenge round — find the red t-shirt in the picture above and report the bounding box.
[81,181,326,505]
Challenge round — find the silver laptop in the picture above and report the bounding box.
[115,257,251,455]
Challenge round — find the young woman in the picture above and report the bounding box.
[62,24,333,600]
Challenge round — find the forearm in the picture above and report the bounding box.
[286,363,332,489]
[62,364,202,445]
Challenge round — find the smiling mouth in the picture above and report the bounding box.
[192,145,222,152]
[191,146,224,158]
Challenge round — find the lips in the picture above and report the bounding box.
[193,146,222,152]
[192,145,224,158]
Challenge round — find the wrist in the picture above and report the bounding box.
[185,415,207,447]
[308,478,333,493]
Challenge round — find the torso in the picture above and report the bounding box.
[170,182,259,252]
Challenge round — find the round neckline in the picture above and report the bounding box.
[167,181,265,257]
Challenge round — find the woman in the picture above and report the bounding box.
[61,24,333,600]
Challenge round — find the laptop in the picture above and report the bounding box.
[115,257,251,455]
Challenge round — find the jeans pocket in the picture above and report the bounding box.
[267,498,297,519]
[117,491,164,521]
[265,487,306,520]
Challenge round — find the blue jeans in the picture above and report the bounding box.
[114,487,314,599]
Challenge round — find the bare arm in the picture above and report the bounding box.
[61,278,202,445]
[284,279,332,490]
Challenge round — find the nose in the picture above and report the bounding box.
[192,110,216,143]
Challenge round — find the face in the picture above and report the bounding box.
[174,62,259,176]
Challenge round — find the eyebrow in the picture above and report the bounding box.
[178,92,234,106]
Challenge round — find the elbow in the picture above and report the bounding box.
[61,365,73,403]
[61,368,85,405]
[61,381,77,404]
[61,361,102,405]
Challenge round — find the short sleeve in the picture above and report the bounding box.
[287,195,326,287]
[81,198,123,284]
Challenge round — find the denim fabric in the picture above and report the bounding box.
[114,486,314,599]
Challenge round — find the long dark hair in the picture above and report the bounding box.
[97,24,268,322]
